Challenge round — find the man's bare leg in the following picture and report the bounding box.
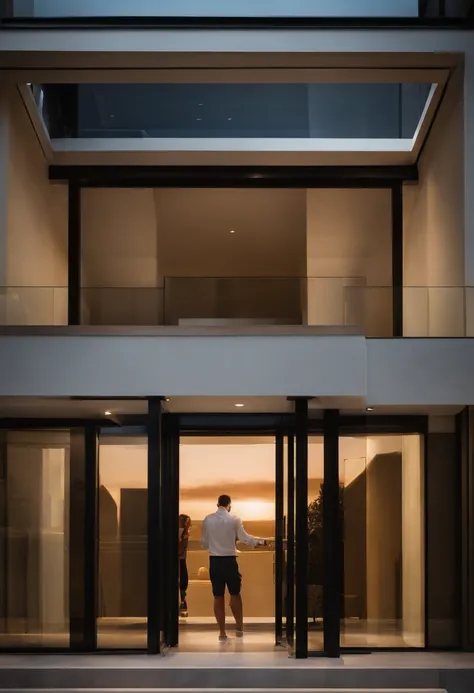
[230,594,243,636]
[214,597,227,639]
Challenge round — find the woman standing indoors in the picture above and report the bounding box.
[178,514,191,617]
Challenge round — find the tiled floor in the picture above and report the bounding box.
[0,618,422,652]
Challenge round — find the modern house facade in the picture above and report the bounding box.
[0,0,474,664]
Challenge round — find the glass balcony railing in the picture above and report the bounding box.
[1,282,474,338]
[5,0,473,20]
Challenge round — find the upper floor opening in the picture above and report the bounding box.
[0,47,470,338]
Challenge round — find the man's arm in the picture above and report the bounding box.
[201,518,209,550]
[235,517,266,548]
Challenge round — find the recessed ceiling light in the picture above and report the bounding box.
[235,403,245,408]
[366,407,374,412]
[228,117,232,121]
[165,398,170,402]
[230,229,235,234]
[104,411,112,416]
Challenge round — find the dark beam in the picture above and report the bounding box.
[295,399,309,658]
[147,397,163,653]
[69,426,98,651]
[68,183,81,326]
[4,15,474,28]
[392,183,404,337]
[323,409,341,658]
[51,165,419,189]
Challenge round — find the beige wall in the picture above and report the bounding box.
[306,189,392,335]
[81,188,161,325]
[404,70,465,336]
[2,87,68,325]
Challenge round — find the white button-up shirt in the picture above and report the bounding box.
[201,507,263,556]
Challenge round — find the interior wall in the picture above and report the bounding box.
[403,69,465,336]
[306,189,392,335]
[81,188,161,326]
[2,87,68,325]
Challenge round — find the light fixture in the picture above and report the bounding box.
[230,229,235,234]
[228,117,232,121]
[235,403,245,408]
[366,407,374,412]
[104,411,112,416]
[165,398,170,402]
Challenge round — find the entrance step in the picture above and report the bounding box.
[0,689,451,693]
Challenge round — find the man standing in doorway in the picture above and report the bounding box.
[201,494,269,642]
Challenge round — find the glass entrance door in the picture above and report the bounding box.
[96,427,148,649]
[175,433,278,652]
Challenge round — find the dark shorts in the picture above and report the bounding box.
[209,556,242,597]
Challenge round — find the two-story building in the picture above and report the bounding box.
[0,3,474,687]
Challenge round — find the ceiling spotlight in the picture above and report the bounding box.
[366,407,374,412]
[228,117,232,121]
[104,411,112,416]
[230,229,235,234]
[165,398,170,402]
[235,403,245,408]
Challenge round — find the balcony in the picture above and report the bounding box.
[0,280,472,338]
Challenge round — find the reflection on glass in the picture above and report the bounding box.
[97,433,147,649]
[0,431,70,648]
[31,83,432,141]
[307,436,325,652]
[339,434,424,648]
[178,437,275,652]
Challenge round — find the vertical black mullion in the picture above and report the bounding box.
[68,182,81,326]
[392,183,403,337]
[323,409,340,658]
[147,398,162,654]
[69,426,98,651]
[460,407,474,650]
[295,399,308,659]
[275,432,284,646]
[286,435,295,647]
[439,0,446,17]
[166,422,179,647]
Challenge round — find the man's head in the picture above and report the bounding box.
[217,494,232,512]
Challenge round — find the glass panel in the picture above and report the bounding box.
[11,0,422,19]
[31,83,432,140]
[97,430,147,649]
[0,430,70,648]
[178,436,275,652]
[339,434,425,648]
[307,435,324,653]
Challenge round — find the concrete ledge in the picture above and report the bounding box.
[0,325,363,337]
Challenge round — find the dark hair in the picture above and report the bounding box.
[179,514,190,528]
[218,494,231,508]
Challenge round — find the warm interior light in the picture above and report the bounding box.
[230,229,235,234]
[366,407,374,412]
[235,403,245,408]
[104,411,112,416]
